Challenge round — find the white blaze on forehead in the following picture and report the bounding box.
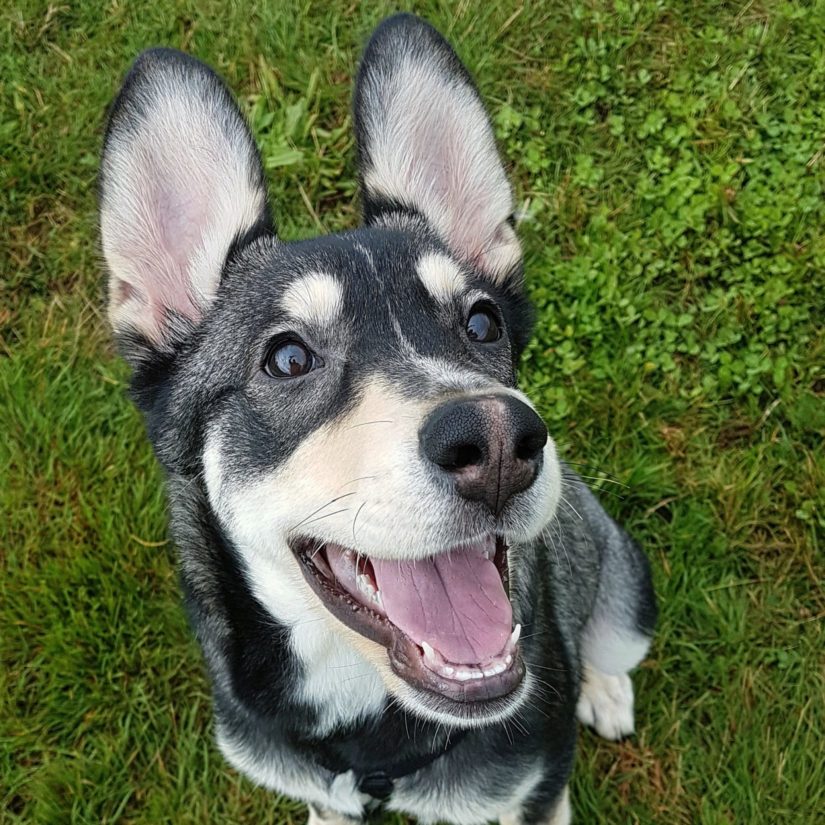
[280,272,343,327]
[416,252,466,302]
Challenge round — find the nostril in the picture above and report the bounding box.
[516,431,546,462]
[446,443,484,470]
[420,399,490,474]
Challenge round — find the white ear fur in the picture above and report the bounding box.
[355,16,521,283]
[100,49,269,346]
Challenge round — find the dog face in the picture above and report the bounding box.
[100,16,561,728]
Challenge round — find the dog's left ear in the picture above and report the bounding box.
[354,14,521,285]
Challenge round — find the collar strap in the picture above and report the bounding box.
[357,729,467,800]
[314,729,468,802]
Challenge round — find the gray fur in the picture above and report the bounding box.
[99,13,656,825]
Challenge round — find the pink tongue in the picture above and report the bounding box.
[371,539,512,665]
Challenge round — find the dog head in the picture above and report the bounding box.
[100,14,561,728]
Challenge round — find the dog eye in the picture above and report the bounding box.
[263,338,318,378]
[466,304,501,344]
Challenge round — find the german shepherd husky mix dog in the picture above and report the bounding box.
[100,13,656,825]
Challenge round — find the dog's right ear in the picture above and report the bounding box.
[100,49,271,359]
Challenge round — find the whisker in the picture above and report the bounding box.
[529,675,563,703]
[562,460,624,482]
[351,501,367,545]
[558,494,583,523]
[289,491,357,534]
[574,474,629,489]
[300,508,351,531]
[339,475,378,488]
[345,419,394,430]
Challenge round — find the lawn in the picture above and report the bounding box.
[1,1,823,823]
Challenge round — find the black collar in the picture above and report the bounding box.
[311,728,468,803]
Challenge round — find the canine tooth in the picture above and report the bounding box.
[421,641,437,663]
[504,654,512,666]
[509,623,522,647]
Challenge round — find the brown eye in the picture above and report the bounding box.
[466,304,501,343]
[263,339,317,378]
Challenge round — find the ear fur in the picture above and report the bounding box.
[353,14,521,284]
[100,48,271,353]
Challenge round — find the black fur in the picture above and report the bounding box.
[100,13,656,824]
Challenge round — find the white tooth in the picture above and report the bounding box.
[454,669,472,682]
[483,661,505,677]
[510,624,522,647]
[441,666,455,677]
[421,641,437,662]
[358,574,378,598]
[504,655,512,666]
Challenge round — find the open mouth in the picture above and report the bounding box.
[292,534,524,706]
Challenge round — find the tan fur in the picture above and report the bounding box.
[205,376,561,730]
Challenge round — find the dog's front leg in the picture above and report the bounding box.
[500,786,571,825]
[307,805,362,825]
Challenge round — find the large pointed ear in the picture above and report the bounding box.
[100,48,271,353]
[353,14,521,284]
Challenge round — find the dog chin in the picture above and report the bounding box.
[389,668,535,729]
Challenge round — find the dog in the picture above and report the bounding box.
[99,13,656,824]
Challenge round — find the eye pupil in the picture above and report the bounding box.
[265,340,315,378]
[466,305,501,343]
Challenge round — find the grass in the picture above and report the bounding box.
[1,1,823,822]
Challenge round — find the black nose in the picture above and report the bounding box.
[420,395,548,515]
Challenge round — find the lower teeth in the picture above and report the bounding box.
[419,624,520,680]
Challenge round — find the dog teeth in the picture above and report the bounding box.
[356,573,382,608]
[420,640,512,681]
[483,660,507,677]
[510,623,521,647]
[421,641,438,664]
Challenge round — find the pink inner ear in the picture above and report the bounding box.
[102,75,267,344]
[409,113,505,271]
[364,60,516,280]
[109,156,216,338]
[151,180,209,321]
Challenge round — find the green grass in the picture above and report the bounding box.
[2,1,823,822]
